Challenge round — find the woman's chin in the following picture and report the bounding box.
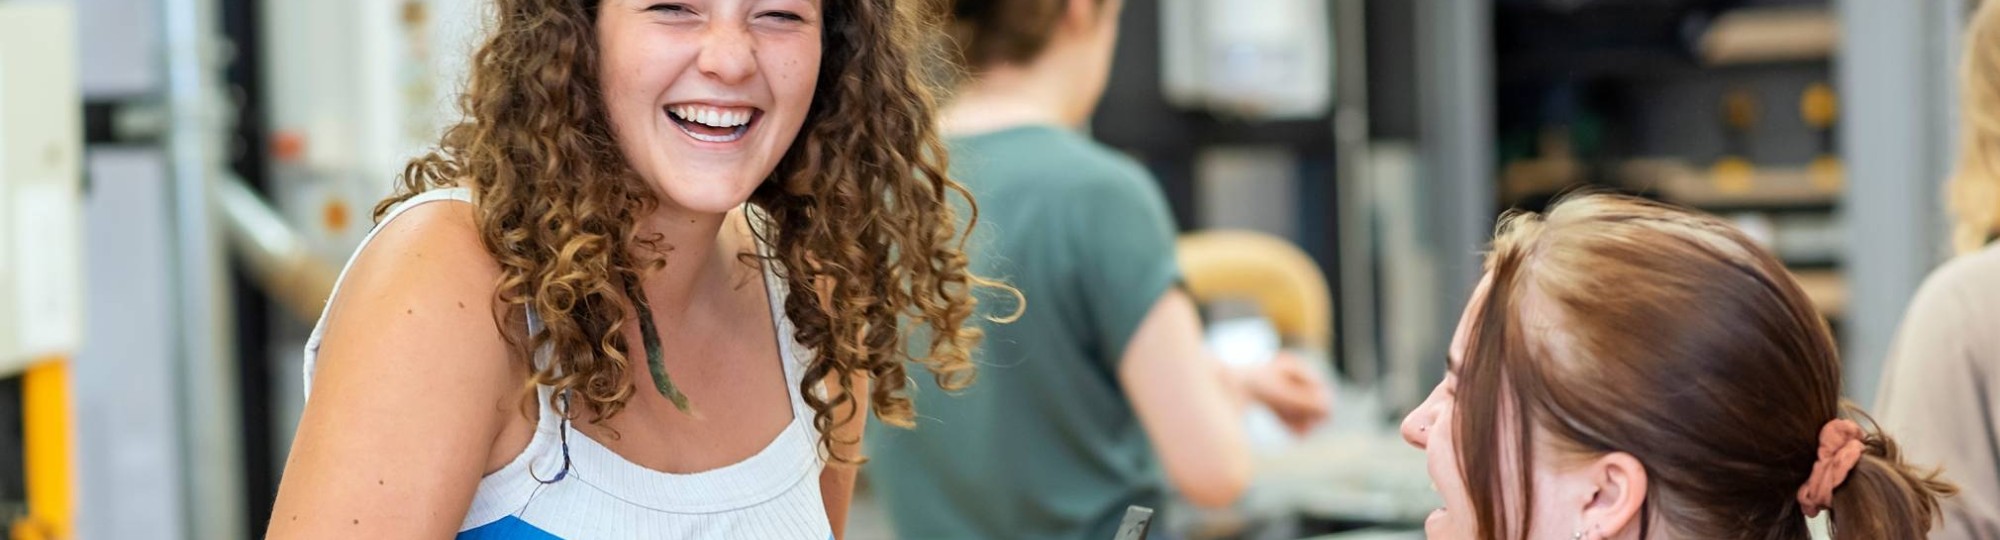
[654,183,761,216]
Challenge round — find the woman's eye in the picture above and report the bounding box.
[758,10,805,22]
[647,3,693,15]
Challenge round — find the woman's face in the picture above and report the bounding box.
[596,0,822,215]
[1401,276,1587,539]
[1408,276,1624,536]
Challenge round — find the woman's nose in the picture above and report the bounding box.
[697,24,757,84]
[1400,392,1440,449]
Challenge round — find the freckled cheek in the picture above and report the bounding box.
[771,56,819,107]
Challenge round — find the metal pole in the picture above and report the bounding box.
[219,178,338,322]
[1411,0,1495,406]
[1332,0,1377,387]
[162,0,246,535]
[1835,0,1959,404]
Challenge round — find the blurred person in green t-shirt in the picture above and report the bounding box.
[864,1,1333,538]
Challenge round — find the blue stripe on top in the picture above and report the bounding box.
[456,516,561,540]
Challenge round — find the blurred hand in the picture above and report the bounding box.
[1238,352,1332,436]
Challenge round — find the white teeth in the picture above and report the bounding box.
[669,104,754,128]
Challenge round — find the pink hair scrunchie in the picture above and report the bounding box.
[1796,418,1866,517]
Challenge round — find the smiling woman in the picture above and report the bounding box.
[264,0,1003,538]
[1401,194,1956,540]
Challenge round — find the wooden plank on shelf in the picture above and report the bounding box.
[1619,158,1840,210]
[1700,7,1838,66]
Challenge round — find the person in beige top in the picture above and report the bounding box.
[1873,1,2000,537]
[1876,250,2000,539]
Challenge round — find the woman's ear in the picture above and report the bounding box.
[1056,0,1106,36]
[1577,451,1649,539]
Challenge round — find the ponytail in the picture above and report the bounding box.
[1823,407,1957,538]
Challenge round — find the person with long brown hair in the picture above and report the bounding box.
[1872,1,2000,537]
[266,0,1001,537]
[1402,193,1955,539]
[861,0,1331,539]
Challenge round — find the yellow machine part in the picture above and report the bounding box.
[13,358,72,540]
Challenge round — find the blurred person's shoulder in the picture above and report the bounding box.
[951,124,1159,197]
[1906,242,2000,333]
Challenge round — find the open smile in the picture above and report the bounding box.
[665,103,762,144]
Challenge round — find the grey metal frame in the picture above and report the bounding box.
[1835,0,1967,404]
[1386,0,1968,410]
[163,0,247,536]
[1333,0,1377,386]
[1406,0,1495,408]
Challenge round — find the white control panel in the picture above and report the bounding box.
[0,3,84,372]
[262,0,483,263]
[1161,0,1333,120]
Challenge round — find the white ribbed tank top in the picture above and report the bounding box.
[302,188,832,539]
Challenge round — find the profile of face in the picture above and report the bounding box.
[1400,275,1650,540]
[1400,275,1495,538]
[595,0,823,215]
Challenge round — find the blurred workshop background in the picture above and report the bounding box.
[0,0,1975,538]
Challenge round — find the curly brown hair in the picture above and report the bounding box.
[382,0,1001,462]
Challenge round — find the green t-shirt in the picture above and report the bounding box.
[865,125,1184,540]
